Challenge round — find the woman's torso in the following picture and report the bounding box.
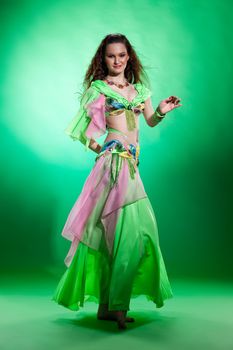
[96,80,145,148]
[104,105,141,147]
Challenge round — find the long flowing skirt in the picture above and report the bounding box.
[51,139,173,311]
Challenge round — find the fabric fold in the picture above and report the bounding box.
[85,94,106,139]
[61,140,147,267]
[64,87,106,151]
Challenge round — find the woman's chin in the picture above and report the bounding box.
[110,67,125,74]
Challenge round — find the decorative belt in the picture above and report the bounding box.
[95,139,140,166]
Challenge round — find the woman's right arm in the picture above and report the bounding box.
[89,138,102,154]
[64,87,106,152]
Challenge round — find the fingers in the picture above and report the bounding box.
[174,104,182,108]
[166,96,182,105]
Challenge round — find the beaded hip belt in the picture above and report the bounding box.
[95,139,140,166]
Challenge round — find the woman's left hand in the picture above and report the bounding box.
[158,96,182,115]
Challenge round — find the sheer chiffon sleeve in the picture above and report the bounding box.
[64,86,106,151]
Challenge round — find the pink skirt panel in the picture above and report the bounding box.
[61,151,147,267]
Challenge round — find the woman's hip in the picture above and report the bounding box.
[95,139,140,168]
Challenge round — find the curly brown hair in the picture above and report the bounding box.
[81,33,151,92]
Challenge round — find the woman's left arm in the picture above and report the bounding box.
[143,96,182,127]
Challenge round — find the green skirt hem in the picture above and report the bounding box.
[52,197,173,311]
[51,290,173,312]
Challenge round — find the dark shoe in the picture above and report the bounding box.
[97,304,135,325]
[97,303,109,320]
[115,310,127,329]
[123,310,135,322]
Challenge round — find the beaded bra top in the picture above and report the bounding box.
[105,98,145,131]
[91,80,147,132]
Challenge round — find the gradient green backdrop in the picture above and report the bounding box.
[1,0,232,281]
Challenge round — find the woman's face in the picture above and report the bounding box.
[104,43,129,76]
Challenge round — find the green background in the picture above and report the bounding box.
[1,0,233,348]
[1,0,232,279]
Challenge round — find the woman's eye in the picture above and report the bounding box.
[108,54,125,58]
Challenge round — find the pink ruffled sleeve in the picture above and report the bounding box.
[85,94,106,140]
[64,87,106,151]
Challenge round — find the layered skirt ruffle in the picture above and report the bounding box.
[52,139,173,311]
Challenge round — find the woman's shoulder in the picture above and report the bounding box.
[79,84,102,106]
[90,79,107,91]
[135,81,152,101]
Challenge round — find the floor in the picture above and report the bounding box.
[1,272,233,350]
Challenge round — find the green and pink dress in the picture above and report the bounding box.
[51,80,173,311]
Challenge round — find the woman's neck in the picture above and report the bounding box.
[105,73,126,85]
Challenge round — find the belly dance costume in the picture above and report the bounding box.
[51,80,173,311]
[97,96,142,172]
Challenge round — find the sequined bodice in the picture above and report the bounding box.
[105,97,145,117]
[104,97,145,134]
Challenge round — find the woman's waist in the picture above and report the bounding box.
[95,138,140,163]
[105,126,138,146]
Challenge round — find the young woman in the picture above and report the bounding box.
[52,33,182,330]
